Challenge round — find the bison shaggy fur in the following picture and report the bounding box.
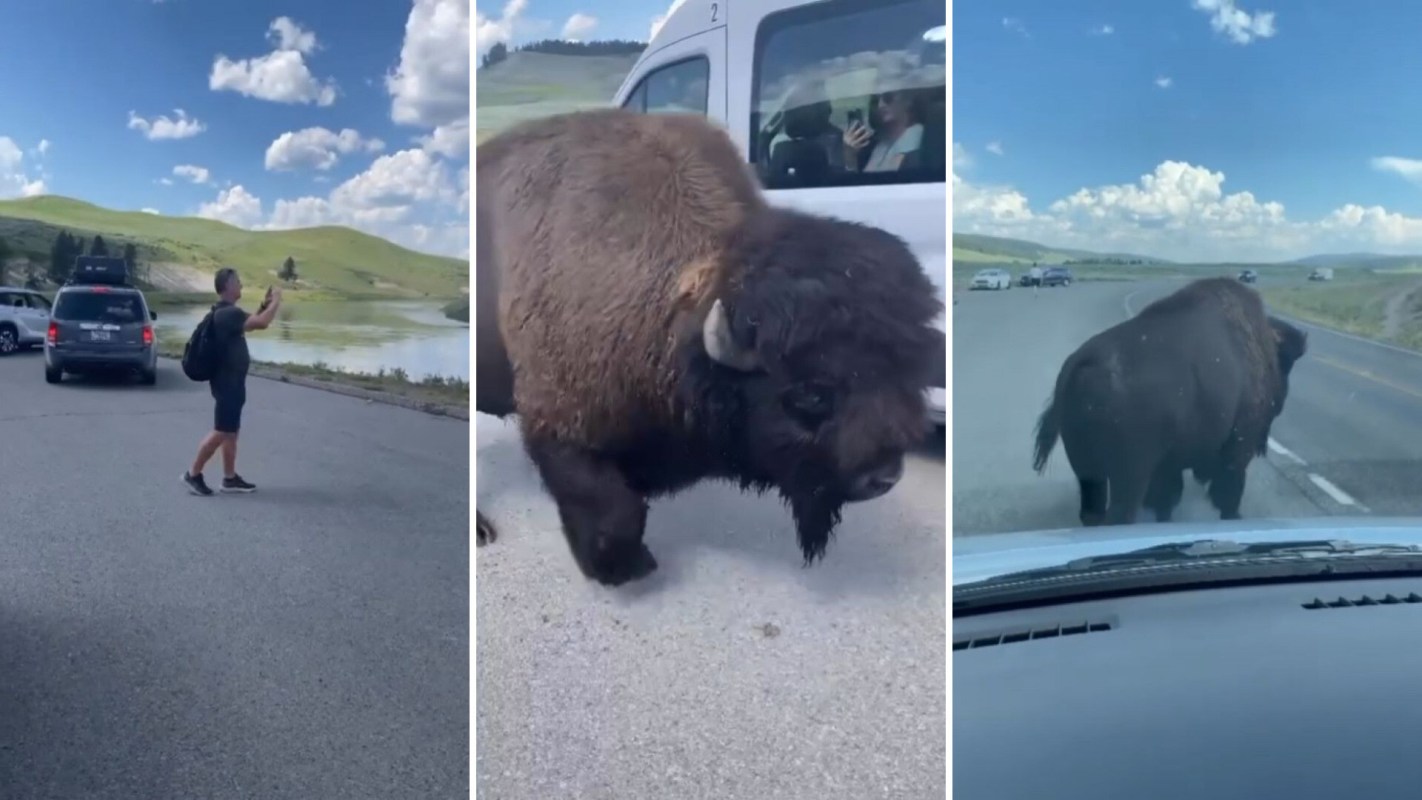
[1032,278,1307,526]
[475,109,942,585]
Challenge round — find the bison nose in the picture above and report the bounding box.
[846,454,904,503]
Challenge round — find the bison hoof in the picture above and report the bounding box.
[586,540,659,587]
[476,515,498,547]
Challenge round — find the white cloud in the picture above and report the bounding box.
[268,16,317,54]
[650,0,687,41]
[953,141,973,170]
[389,0,470,162]
[1090,24,1115,35]
[140,208,161,215]
[477,0,527,57]
[173,164,211,184]
[33,139,50,157]
[1155,76,1173,89]
[986,141,1005,156]
[128,109,206,140]
[562,12,598,41]
[157,177,174,186]
[1372,156,1422,185]
[1002,17,1029,37]
[1191,0,1276,45]
[210,18,337,106]
[0,136,47,199]
[265,127,384,172]
[197,185,264,228]
[953,159,1422,262]
[215,148,468,258]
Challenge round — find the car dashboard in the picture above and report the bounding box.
[954,576,1422,798]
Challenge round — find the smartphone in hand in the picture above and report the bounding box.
[258,286,273,313]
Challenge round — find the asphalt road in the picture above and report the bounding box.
[953,278,1422,536]
[475,417,946,799]
[0,353,469,799]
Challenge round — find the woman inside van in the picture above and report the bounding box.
[842,82,927,173]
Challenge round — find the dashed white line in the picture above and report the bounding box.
[1308,473,1359,507]
[1267,438,1307,465]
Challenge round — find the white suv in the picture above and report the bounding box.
[612,0,947,426]
[0,286,52,354]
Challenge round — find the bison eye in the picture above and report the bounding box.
[783,384,834,425]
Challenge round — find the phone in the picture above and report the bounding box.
[847,109,863,128]
[259,285,273,312]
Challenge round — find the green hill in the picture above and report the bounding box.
[953,233,1167,265]
[476,50,640,143]
[0,195,468,298]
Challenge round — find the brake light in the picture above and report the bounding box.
[91,286,109,293]
[47,322,57,344]
[142,325,153,345]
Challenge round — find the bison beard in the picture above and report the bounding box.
[1032,278,1307,526]
[475,109,942,585]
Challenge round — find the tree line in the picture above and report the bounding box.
[479,38,646,69]
[0,230,300,291]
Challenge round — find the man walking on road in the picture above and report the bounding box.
[183,267,280,496]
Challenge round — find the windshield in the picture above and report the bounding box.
[54,292,146,324]
[953,4,1416,552]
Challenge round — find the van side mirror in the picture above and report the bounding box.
[150,310,158,321]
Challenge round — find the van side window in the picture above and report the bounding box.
[623,57,710,116]
[750,0,946,190]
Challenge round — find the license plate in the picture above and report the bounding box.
[89,330,111,342]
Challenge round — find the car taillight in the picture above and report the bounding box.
[47,322,57,344]
[142,325,153,345]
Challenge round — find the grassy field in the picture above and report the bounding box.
[0,196,469,300]
[1260,271,1422,350]
[475,51,637,143]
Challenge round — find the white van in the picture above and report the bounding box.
[611,0,948,426]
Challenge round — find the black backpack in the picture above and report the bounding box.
[181,307,223,381]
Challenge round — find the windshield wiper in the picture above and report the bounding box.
[965,538,1422,588]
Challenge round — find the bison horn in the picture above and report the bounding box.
[703,299,761,371]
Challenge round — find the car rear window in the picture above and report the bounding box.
[54,292,146,324]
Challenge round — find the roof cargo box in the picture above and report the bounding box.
[69,255,131,286]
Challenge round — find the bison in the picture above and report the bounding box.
[474,109,943,586]
[1032,278,1307,526]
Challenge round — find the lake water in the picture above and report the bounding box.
[155,300,469,381]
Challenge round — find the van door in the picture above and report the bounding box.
[729,0,947,296]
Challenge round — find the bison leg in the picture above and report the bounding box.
[1207,462,1247,520]
[476,510,497,547]
[1078,478,1107,527]
[1104,468,1149,526]
[1144,465,1185,522]
[524,435,657,586]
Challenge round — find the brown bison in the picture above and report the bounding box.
[475,109,942,585]
[1032,278,1307,526]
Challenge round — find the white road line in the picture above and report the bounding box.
[1267,438,1307,465]
[1308,473,1358,507]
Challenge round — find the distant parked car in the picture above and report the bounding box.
[970,268,1012,291]
[1309,267,1334,282]
[0,286,53,354]
[1020,266,1043,286]
[1041,267,1073,287]
[1238,269,1258,284]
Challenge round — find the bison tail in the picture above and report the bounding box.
[1032,396,1060,475]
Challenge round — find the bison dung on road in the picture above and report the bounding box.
[1032,277,1308,526]
[475,108,943,586]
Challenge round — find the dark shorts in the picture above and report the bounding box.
[211,380,246,434]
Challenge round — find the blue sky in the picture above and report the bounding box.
[475,0,682,56]
[954,0,1422,262]
[0,0,469,259]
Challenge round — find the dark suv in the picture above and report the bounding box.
[45,284,159,384]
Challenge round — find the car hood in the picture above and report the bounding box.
[954,517,1422,587]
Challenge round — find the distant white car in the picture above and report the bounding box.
[970,269,1012,291]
